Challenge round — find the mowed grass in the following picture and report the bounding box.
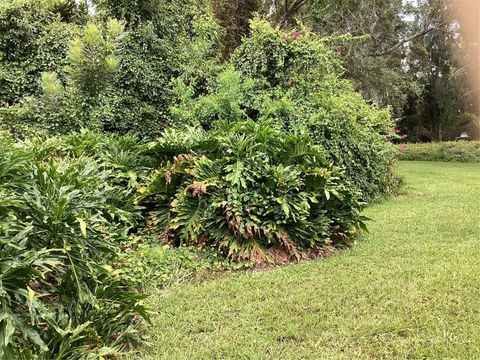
[134,162,480,359]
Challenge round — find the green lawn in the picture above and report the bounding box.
[134,161,480,359]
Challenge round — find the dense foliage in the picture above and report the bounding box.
[2,0,476,139]
[0,129,255,357]
[2,20,126,135]
[0,132,150,358]
[210,0,260,59]
[398,141,480,163]
[399,8,478,141]
[139,120,367,262]
[92,0,219,135]
[0,0,219,136]
[173,20,399,199]
[210,0,479,139]
[0,0,86,106]
[0,1,421,357]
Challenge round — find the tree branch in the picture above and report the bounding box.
[371,2,448,57]
[278,0,306,28]
[370,26,436,56]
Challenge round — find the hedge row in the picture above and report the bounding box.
[398,141,480,163]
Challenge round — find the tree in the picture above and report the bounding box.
[305,0,435,118]
[1,20,125,134]
[398,0,476,140]
[208,0,431,119]
[211,0,261,59]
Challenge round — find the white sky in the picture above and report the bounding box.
[402,0,418,22]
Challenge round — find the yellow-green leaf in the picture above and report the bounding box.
[27,286,35,302]
[27,286,35,312]
[77,217,87,238]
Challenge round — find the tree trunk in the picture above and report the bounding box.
[278,0,306,28]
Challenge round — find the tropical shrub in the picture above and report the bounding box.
[0,132,149,358]
[398,141,480,163]
[139,120,366,263]
[171,19,399,199]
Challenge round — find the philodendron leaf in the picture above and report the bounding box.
[76,217,87,238]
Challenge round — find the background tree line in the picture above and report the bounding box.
[0,0,478,140]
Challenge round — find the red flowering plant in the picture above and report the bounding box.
[282,31,301,41]
[291,31,301,39]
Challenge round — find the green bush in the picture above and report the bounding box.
[172,20,399,199]
[94,0,220,135]
[1,2,221,136]
[0,0,86,105]
[0,132,149,358]
[139,120,367,263]
[1,20,126,135]
[0,129,259,356]
[398,141,480,163]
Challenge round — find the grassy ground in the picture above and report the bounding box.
[133,162,480,359]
